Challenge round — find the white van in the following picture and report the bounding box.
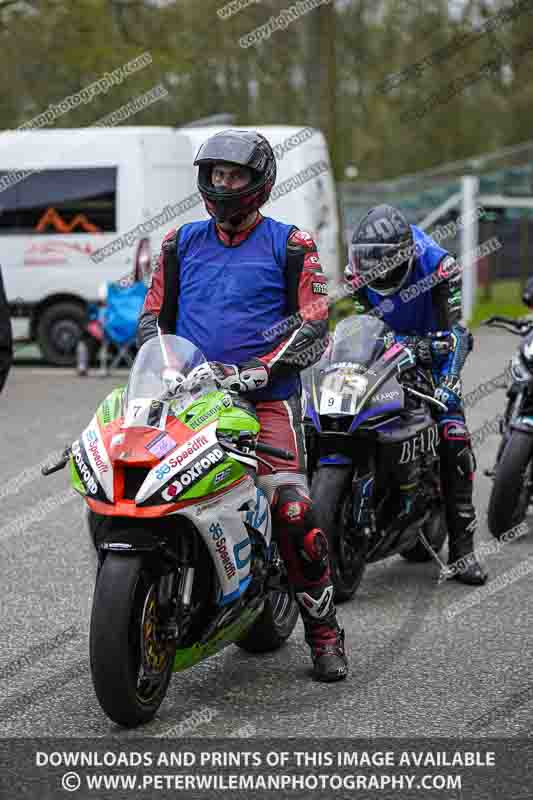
[0,125,340,364]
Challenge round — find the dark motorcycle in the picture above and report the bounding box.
[482,314,533,539]
[304,314,448,602]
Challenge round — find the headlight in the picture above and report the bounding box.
[344,374,368,396]
[318,370,368,415]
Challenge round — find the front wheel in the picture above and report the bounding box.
[311,466,367,603]
[236,588,299,653]
[488,430,533,539]
[90,552,174,727]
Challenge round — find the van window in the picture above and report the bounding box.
[0,167,116,234]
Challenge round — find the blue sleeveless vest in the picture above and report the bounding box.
[176,217,299,402]
[364,225,448,334]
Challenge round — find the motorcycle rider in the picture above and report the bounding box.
[345,204,487,585]
[137,129,348,681]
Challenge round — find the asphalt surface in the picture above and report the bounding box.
[1,327,532,740]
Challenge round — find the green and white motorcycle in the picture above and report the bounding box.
[43,334,298,728]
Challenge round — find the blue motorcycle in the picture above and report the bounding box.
[304,314,448,601]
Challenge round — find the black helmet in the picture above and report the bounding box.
[349,205,415,296]
[194,129,276,225]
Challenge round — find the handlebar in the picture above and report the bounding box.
[219,437,295,463]
[255,442,295,461]
[42,438,295,481]
[218,437,294,475]
[481,316,533,336]
[41,447,71,476]
[403,385,448,412]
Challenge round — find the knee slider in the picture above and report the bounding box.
[440,419,469,442]
[297,528,329,582]
[273,486,328,581]
[273,485,315,532]
[301,528,329,564]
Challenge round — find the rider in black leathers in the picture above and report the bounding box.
[345,205,487,585]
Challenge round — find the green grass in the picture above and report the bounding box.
[469,279,527,329]
[329,296,354,329]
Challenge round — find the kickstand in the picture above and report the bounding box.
[416,528,453,582]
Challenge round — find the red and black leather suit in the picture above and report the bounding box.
[137,212,347,681]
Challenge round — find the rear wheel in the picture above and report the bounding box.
[311,466,367,603]
[236,588,298,653]
[90,552,174,727]
[488,430,533,539]
[37,301,86,366]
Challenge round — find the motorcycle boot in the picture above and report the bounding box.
[296,575,348,683]
[440,419,488,585]
[272,485,348,682]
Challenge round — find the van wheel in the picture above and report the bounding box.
[37,302,86,366]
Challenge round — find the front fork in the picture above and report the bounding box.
[157,567,195,642]
[350,451,377,540]
[351,471,375,538]
[156,529,199,643]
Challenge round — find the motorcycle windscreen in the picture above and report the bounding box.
[313,314,393,415]
[327,314,390,366]
[123,334,218,425]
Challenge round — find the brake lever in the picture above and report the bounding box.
[403,385,448,412]
[41,447,71,476]
[218,439,276,473]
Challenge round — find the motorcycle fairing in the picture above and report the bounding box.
[309,339,408,435]
[178,476,271,605]
[96,387,125,427]
[172,603,263,672]
[134,420,220,504]
[80,402,254,512]
[82,415,114,501]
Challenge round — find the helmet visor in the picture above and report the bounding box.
[350,241,414,276]
[194,133,267,171]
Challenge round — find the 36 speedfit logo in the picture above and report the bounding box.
[209,521,237,580]
[155,433,209,481]
[86,430,108,474]
[162,447,225,501]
